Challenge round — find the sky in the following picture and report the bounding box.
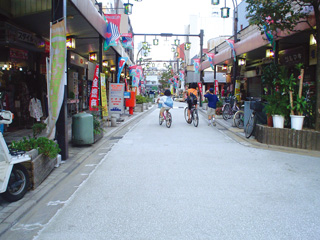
[101,0,240,63]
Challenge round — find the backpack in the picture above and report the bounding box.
[187,92,197,105]
[164,97,173,108]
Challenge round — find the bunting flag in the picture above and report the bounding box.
[179,70,185,81]
[193,58,200,74]
[117,57,128,83]
[121,33,134,49]
[129,66,139,88]
[104,14,121,51]
[225,39,236,62]
[263,25,275,51]
[207,53,215,70]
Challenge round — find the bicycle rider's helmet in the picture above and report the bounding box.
[164,89,171,96]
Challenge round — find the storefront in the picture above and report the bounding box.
[0,22,47,131]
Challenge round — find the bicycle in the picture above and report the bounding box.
[233,110,244,128]
[222,96,239,120]
[245,99,263,138]
[159,109,172,128]
[184,105,199,127]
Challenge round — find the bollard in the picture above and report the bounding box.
[111,115,117,127]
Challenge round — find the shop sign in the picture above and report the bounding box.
[109,83,125,114]
[279,46,305,66]
[100,73,108,117]
[89,65,100,111]
[70,52,87,68]
[10,48,28,60]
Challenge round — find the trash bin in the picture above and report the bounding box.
[72,112,94,145]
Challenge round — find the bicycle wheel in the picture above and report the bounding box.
[184,107,189,123]
[159,113,163,125]
[245,112,256,138]
[192,109,199,127]
[166,112,172,128]
[234,110,244,129]
[222,104,231,120]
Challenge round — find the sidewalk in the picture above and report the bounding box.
[0,106,154,236]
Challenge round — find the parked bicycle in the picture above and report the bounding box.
[222,96,239,120]
[184,106,199,127]
[159,109,172,128]
[233,109,244,128]
[245,99,263,138]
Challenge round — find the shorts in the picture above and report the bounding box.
[160,106,171,113]
[207,107,216,116]
[187,102,197,110]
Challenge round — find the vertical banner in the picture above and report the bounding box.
[89,65,100,111]
[214,80,219,95]
[198,82,203,99]
[109,83,125,114]
[207,53,215,70]
[47,19,66,139]
[100,73,108,117]
[117,57,128,83]
[225,39,236,62]
[104,14,121,51]
[235,79,241,102]
[193,59,200,74]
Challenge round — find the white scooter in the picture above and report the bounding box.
[0,110,31,202]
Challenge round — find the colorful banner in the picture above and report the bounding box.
[121,33,134,49]
[47,19,66,139]
[117,57,128,83]
[100,73,108,117]
[89,65,100,111]
[104,14,121,51]
[109,83,125,114]
[198,82,203,100]
[193,58,200,73]
[207,53,215,70]
[214,80,219,95]
[225,39,236,62]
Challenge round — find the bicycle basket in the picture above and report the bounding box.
[250,101,263,112]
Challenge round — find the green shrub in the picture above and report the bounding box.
[32,123,47,138]
[136,95,146,104]
[10,137,61,159]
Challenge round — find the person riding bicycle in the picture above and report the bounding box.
[157,89,173,120]
[204,88,219,126]
[185,83,198,124]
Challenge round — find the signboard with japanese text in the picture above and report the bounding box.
[89,65,99,111]
[109,83,125,114]
[100,73,108,117]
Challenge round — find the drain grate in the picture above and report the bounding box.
[110,136,123,140]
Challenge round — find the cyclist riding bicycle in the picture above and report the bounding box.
[157,89,173,121]
[185,83,198,124]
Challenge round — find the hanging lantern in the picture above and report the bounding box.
[221,7,230,18]
[175,52,179,57]
[142,41,148,50]
[89,52,97,61]
[238,58,246,66]
[174,39,180,46]
[153,38,159,46]
[266,49,274,58]
[124,2,133,15]
[211,0,219,5]
[185,42,191,50]
[163,63,166,67]
[171,47,176,52]
[144,52,148,57]
[66,36,76,49]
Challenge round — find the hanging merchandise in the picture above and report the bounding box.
[29,97,43,122]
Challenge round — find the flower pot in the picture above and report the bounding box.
[272,115,284,128]
[290,115,305,130]
[267,114,273,127]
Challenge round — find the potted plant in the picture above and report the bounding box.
[135,95,145,112]
[262,63,289,128]
[287,64,307,130]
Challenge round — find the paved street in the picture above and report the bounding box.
[2,102,320,240]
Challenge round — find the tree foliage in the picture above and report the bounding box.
[159,70,174,89]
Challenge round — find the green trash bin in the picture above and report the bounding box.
[72,112,94,145]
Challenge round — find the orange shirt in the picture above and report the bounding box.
[187,88,198,97]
